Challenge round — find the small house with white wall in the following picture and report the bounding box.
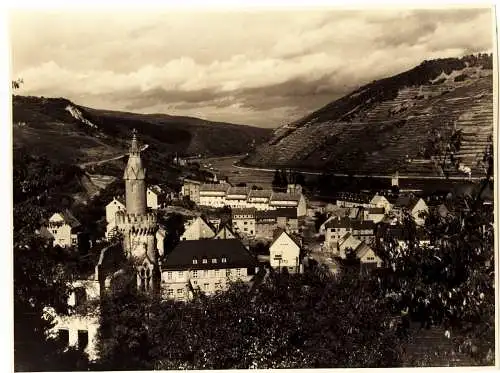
[180,216,216,241]
[269,230,302,274]
[40,211,82,248]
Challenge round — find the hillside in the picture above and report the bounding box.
[244,54,493,177]
[12,95,271,165]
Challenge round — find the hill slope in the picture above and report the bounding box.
[12,95,271,165]
[244,54,493,177]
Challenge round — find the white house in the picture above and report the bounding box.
[161,239,259,300]
[232,208,256,237]
[180,216,216,241]
[356,242,383,269]
[199,183,230,208]
[225,187,250,209]
[181,179,202,204]
[269,192,307,217]
[269,230,302,274]
[370,194,392,212]
[41,211,82,248]
[147,185,165,210]
[334,232,362,258]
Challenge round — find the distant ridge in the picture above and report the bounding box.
[245,54,493,177]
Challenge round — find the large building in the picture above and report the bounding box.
[161,239,260,300]
[184,180,308,217]
[40,211,83,248]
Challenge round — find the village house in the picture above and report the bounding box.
[225,186,250,209]
[160,239,260,300]
[247,189,273,210]
[199,183,230,208]
[213,224,238,239]
[231,208,256,237]
[269,230,303,274]
[335,192,372,209]
[255,210,278,240]
[275,208,300,234]
[180,216,216,241]
[187,179,307,217]
[180,178,202,204]
[330,233,383,271]
[393,195,429,226]
[40,211,83,248]
[370,194,393,212]
[324,217,376,249]
[377,223,431,252]
[147,185,167,210]
[364,207,386,224]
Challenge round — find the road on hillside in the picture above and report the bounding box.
[78,144,149,169]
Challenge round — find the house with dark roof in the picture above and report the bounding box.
[161,239,260,300]
[335,192,372,209]
[147,185,167,209]
[40,211,83,248]
[181,178,202,204]
[393,195,429,226]
[214,224,238,240]
[324,217,376,248]
[377,223,431,251]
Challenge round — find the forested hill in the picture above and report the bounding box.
[245,54,493,177]
[12,95,272,165]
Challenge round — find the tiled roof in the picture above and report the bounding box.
[200,183,230,192]
[270,192,301,202]
[275,208,298,218]
[232,208,257,216]
[369,207,385,214]
[148,185,164,195]
[248,189,273,199]
[255,210,278,220]
[325,217,375,230]
[227,187,249,196]
[162,239,257,270]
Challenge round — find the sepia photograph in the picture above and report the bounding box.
[8,3,497,371]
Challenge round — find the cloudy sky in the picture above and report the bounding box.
[9,7,493,127]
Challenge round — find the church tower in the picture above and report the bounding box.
[115,130,161,294]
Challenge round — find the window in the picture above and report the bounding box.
[203,270,209,277]
[77,330,88,350]
[250,230,253,234]
[177,289,184,295]
[178,271,183,278]
[202,258,208,264]
[192,270,198,278]
[193,280,198,285]
[367,256,375,261]
[193,258,198,264]
[236,268,242,276]
[221,257,227,263]
[167,289,174,296]
[215,282,221,289]
[57,329,69,345]
[214,269,220,277]
[167,272,172,280]
[244,221,247,225]
[212,258,217,264]
[203,283,209,290]
[74,287,87,307]
[226,269,231,277]
[274,254,282,260]
[244,227,248,231]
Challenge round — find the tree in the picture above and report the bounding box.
[14,234,89,371]
[272,169,283,192]
[160,212,185,256]
[314,212,328,233]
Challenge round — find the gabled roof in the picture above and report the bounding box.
[232,208,257,217]
[270,192,301,202]
[355,242,374,258]
[163,239,257,270]
[49,210,81,229]
[108,195,125,207]
[248,189,273,199]
[226,186,249,196]
[148,185,164,195]
[368,207,385,214]
[271,228,302,248]
[200,183,230,192]
[214,224,237,239]
[371,194,390,205]
[275,208,298,219]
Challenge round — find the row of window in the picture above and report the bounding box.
[165,268,243,280]
[57,329,88,350]
[192,257,227,265]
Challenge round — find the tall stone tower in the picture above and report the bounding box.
[116,130,160,293]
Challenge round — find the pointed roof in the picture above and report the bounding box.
[214,224,237,239]
[124,130,146,180]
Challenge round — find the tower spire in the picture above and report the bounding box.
[130,128,140,154]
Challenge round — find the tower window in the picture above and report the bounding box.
[192,258,198,264]
[212,258,217,264]
[221,257,227,263]
[202,258,208,264]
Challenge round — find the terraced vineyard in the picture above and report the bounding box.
[246,55,493,177]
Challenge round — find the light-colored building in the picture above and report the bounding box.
[180,216,216,241]
[269,192,307,217]
[147,185,165,210]
[335,193,372,209]
[232,208,256,237]
[181,179,202,204]
[365,207,386,224]
[394,196,429,226]
[269,230,302,274]
[370,194,392,212]
[247,189,273,210]
[40,211,82,248]
[226,187,250,209]
[199,183,230,208]
[161,239,259,300]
